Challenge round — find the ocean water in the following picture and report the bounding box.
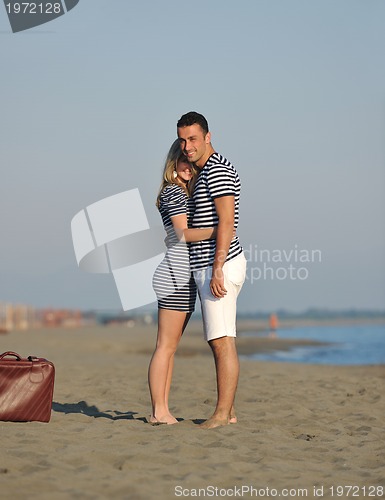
[242,323,385,365]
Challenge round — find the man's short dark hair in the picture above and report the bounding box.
[177,111,209,135]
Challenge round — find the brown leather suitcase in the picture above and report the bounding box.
[0,351,55,422]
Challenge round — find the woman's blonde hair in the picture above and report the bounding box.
[156,139,197,207]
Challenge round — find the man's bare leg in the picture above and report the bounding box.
[200,336,239,429]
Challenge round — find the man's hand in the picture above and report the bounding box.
[210,267,227,298]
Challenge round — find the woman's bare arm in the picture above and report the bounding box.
[170,214,216,242]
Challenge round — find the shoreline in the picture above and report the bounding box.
[2,318,380,361]
[2,315,384,337]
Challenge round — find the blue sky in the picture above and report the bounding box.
[1,0,384,313]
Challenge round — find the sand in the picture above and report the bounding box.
[0,322,384,500]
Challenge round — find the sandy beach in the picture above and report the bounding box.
[0,322,384,500]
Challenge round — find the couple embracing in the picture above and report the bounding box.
[149,112,247,429]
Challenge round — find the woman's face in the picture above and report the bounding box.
[175,159,193,183]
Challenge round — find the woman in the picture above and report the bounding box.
[149,140,217,425]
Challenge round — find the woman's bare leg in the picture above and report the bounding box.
[164,353,175,412]
[148,309,191,424]
[164,312,191,411]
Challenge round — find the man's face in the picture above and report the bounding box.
[177,124,211,167]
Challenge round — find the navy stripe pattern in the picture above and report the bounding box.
[152,184,197,312]
[190,152,242,270]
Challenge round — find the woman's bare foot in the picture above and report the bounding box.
[147,415,165,426]
[148,413,178,425]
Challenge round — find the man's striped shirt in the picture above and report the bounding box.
[190,152,242,270]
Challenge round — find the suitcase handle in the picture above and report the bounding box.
[0,351,22,361]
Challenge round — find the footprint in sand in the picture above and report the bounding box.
[296,433,316,441]
[355,425,371,434]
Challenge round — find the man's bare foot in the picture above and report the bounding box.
[199,416,230,429]
[229,406,237,424]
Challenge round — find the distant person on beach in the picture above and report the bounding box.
[269,313,278,338]
[149,140,219,425]
[177,111,247,429]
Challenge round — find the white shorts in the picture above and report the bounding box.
[193,252,247,342]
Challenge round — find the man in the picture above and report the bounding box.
[177,111,247,429]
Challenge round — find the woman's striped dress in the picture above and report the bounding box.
[152,184,197,312]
